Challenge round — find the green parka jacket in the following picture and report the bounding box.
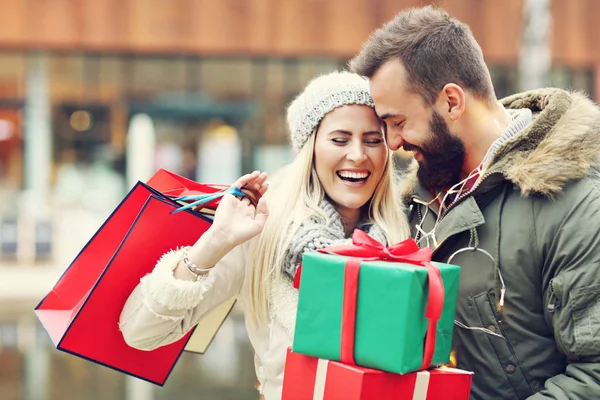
[406,89,600,399]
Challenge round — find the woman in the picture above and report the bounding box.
[119,71,411,399]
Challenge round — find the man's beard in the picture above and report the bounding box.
[404,110,466,191]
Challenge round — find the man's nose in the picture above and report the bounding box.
[386,132,405,152]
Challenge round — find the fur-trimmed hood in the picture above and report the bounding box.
[402,88,600,199]
[496,88,600,196]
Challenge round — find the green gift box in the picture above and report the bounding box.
[292,233,460,374]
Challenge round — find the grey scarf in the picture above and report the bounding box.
[283,198,388,278]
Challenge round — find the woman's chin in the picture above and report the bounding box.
[330,197,371,212]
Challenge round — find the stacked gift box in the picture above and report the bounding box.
[282,230,473,400]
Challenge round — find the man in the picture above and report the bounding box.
[350,6,600,400]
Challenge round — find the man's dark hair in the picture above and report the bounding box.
[349,6,495,105]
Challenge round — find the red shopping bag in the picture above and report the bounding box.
[34,170,235,386]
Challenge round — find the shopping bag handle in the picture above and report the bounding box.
[171,186,259,214]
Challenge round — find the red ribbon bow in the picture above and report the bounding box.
[294,229,444,370]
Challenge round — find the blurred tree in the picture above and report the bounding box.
[519,0,552,91]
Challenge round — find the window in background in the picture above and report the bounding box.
[551,66,594,96]
[128,55,189,101]
[199,58,253,100]
[489,64,519,99]
[127,55,189,99]
[130,57,170,100]
[81,55,102,103]
[263,59,287,146]
[185,57,202,94]
[88,55,124,103]
[265,59,285,101]
[49,54,85,103]
[163,57,188,94]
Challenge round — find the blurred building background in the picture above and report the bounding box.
[0,0,597,399]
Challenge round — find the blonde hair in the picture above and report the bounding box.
[245,130,411,327]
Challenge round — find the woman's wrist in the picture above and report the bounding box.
[187,227,236,267]
[171,228,235,281]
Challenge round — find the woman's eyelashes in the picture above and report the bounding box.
[330,137,384,146]
[364,138,384,145]
[331,137,349,145]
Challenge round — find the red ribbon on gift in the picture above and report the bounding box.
[293,229,444,371]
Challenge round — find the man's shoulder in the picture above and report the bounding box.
[532,166,600,215]
[564,166,600,201]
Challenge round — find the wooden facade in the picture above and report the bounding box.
[0,0,596,63]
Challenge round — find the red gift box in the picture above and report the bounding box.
[282,349,472,400]
[34,170,235,385]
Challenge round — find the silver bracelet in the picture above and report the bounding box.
[181,246,212,279]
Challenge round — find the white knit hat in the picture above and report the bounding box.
[286,71,375,152]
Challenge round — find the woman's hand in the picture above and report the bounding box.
[211,171,269,248]
[174,171,268,280]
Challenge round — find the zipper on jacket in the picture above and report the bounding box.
[546,278,568,355]
[414,201,424,243]
[438,171,503,222]
[547,279,561,313]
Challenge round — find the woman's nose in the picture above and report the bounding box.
[346,143,367,163]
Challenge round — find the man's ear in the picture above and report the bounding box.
[436,84,466,121]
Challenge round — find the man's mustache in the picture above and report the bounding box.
[402,142,423,154]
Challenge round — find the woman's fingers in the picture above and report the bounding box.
[254,197,269,227]
[244,172,268,194]
[254,172,268,188]
[240,197,252,207]
[233,171,267,193]
[258,182,269,196]
[232,171,269,203]
[243,172,268,198]
[233,170,260,189]
[254,172,269,196]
